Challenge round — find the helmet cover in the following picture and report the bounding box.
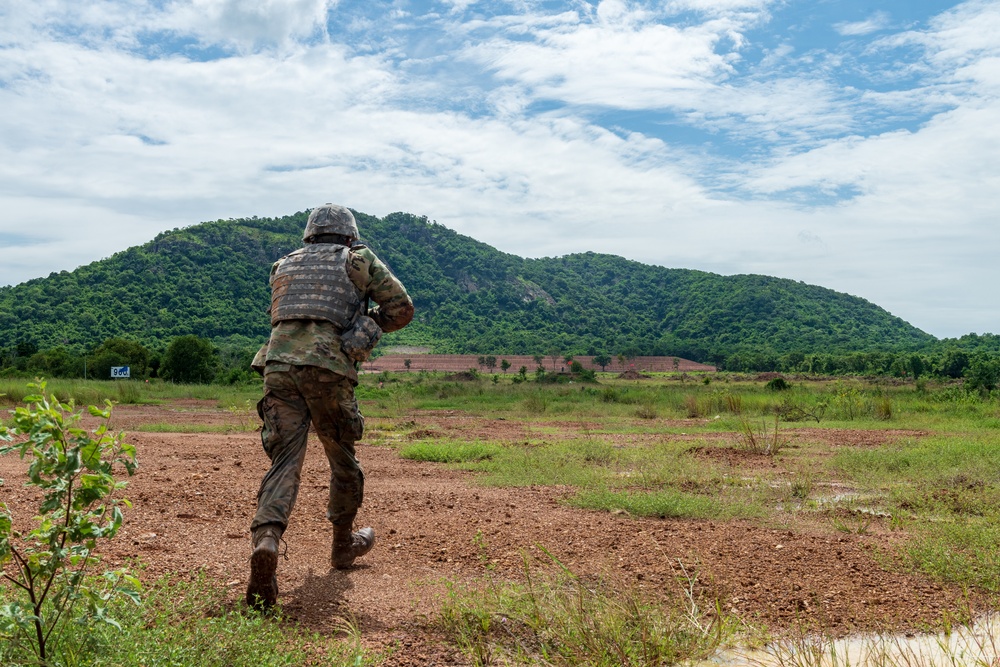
[303,204,359,242]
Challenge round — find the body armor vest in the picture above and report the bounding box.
[269,245,362,329]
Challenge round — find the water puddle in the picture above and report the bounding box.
[693,615,1000,666]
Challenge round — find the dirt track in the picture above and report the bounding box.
[0,401,981,665]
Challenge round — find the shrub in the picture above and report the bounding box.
[635,404,658,420]
[765,377,791,391]
[875,396,893,420]
[683,395,701,418]
[732,415,787,455]
[0,382,139,663]
[600,387,622,403]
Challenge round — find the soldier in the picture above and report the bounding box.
[246,204,414,611]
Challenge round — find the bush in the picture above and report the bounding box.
[765,377,791,391]
[0,382,140,663]
[160,335,218,384]
[964,355,1000,395]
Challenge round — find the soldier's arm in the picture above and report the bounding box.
[349,247,414,333]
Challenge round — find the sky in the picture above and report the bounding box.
[1,0,998,339]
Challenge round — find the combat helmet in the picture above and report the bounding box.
[303,204,359,243]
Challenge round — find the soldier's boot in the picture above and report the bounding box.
[246,524,282,610]
[332,526,375,569]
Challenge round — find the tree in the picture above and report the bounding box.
[215,343,259,385]
[159,335,218,383]
[782,351,805,372]
[404,358,412,371]
[89,337,151,380]
[485,355,497,372]
[938,349,969,379]
[622,346,641,365]
[965,354,1000,395]
[533,354,544,368]
[0,383,140,663]
[15,341,38,358]
[26,347,84,379]
[500,359,511,374]
[593,354,611,372]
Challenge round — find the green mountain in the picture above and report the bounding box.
[0,210,935,362]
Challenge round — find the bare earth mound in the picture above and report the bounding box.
[0,401,980,665]
[617,369,652,380]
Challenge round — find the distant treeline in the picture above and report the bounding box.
[0,336,257,385]
[5,335,1000,394]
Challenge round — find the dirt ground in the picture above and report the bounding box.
[0,401,984,665]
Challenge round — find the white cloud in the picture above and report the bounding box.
[462,10,743,107]
[0,0,337,52]
[665,0,773,16]
[455,3,877,146]
[159,0,336,50]
[834,11,892,37]
[2,0,1000,340]
[440,0,481,12]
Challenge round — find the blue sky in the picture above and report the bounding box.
[1,0,998,339]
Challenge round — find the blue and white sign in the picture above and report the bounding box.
[110,366,130,378]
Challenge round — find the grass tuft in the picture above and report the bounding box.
[135,423,236,433]
[571,488,762,520]
[1,571,373,666]
[400,440,503,463]
[731,415,786,455]
[438,551,735,666]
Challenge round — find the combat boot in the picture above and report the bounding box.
[246,524,282,610]
[332,526,375,569]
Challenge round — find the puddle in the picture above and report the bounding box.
[693,615,1000,666]
[816,492,862,504]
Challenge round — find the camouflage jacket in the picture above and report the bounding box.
[254,245,413,383]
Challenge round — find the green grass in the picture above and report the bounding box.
[832,434,1000,485]
[461,440,623,489]
[899,523,1000,592]
[570,488,762,520]
[354,372,1000,432]
[438,550,737,666]
[0,572,375,666]
[134,422,238,433]
[396,436,757,519]
[0,378,262,409]
[367,373,1000,592]
[400,440,503,463]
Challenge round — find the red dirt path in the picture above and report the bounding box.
[0,401,982,665]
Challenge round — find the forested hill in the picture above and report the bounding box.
[0,210,934,362]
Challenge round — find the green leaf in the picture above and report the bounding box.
[80,441,102,469]
[87,405,111,419]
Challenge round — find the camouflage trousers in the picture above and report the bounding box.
[250,365,365,533]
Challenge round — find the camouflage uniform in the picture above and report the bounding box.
[251,245,413,534]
